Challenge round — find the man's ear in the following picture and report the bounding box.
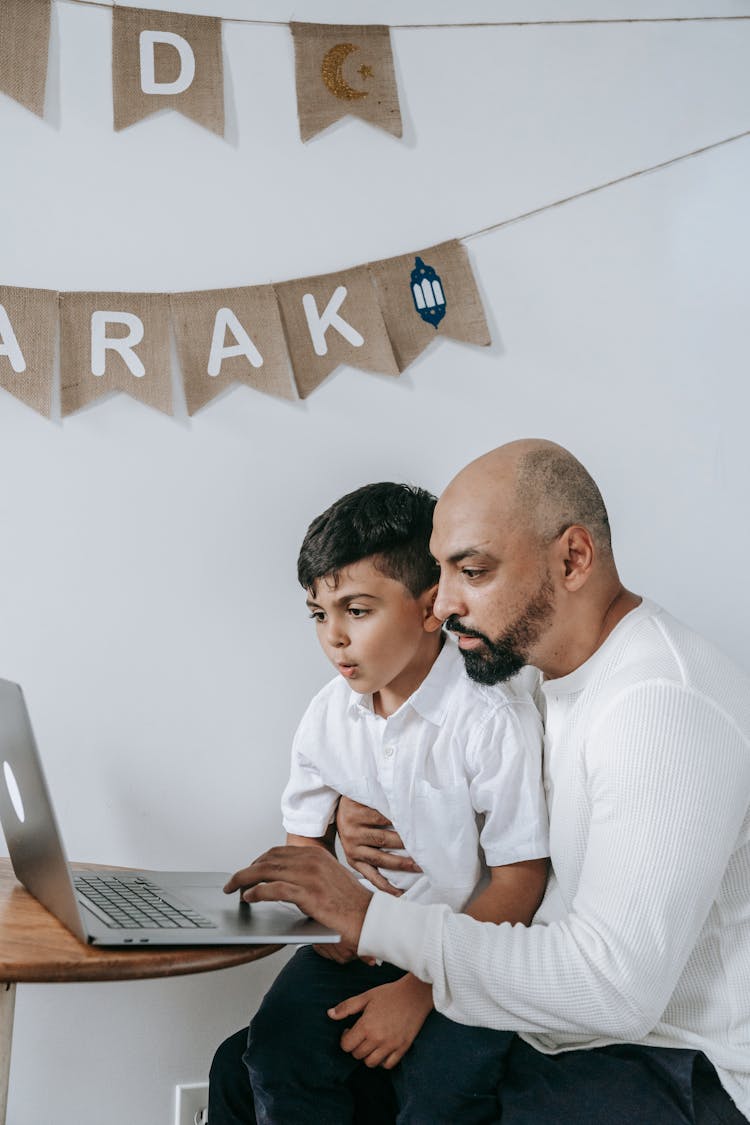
[421,583,443,632]
[556,526,595,592]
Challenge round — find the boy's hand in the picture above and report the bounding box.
[336,797,421,895]
[328,975,434,1070]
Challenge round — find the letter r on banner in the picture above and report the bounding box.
[208,308,264,376]
[91,312,146,377]
[0,305,26,373]
[302,286,364,357]
[139,30,196,95]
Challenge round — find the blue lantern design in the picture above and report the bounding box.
[410,257,446,329]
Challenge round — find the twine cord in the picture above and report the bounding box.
[55,1,750,28]
[462,128,750,242]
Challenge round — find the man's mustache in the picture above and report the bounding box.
[443,616,491,646]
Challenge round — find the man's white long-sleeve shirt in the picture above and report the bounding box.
[359,600,750,1117]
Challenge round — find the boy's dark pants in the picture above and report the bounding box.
[209,946,748,1125]
[208,944,510,1124]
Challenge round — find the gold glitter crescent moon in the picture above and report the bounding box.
[321,43,370,101]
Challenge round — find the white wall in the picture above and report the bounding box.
[1,0,749,1121]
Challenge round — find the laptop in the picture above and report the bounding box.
[0,679,339,947]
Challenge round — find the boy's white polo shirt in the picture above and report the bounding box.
[282,636,549,910]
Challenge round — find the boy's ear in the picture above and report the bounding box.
[421,584,443,633]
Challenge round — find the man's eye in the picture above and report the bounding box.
[348,607,369,618]
[462,568,484,580]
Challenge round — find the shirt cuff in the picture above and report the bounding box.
[358,891,449,979]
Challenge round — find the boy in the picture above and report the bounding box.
[210,482,548,1125]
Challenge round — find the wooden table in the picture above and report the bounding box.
[0,859,281,1124]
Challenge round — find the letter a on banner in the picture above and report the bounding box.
[59,292,172,416]
[0,286,58,417]
[0,0,51,117]
[276,268,399,398]
[171,286,297,415]
[112,6,224,135]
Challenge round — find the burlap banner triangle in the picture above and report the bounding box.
[59,291,172,416]
[112,6,224,135]
[0,0,51,117]
[0,285,58,417]
[171,286,297,415]
[291,22,402,142]
[275,267,399,398]
[369,241,491,373]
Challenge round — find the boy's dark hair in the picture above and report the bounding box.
[297,482,439,597]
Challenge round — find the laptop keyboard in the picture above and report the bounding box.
[73,874,217,930]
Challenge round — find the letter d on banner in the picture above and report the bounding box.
[139,31,195,96]
[113,7,224,135]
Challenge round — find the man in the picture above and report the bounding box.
[225,439,750,1123]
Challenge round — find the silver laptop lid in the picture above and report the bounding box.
[0,679,88,942]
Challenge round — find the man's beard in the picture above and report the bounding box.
[445,576,555,685]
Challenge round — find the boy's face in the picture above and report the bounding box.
[306,557,438,703]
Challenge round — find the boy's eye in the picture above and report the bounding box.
[309,610,326,623]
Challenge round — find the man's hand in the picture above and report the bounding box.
[328,975,434,1070]
[312,940,359,963]
[223,846,372,950]
[336,797,421,896]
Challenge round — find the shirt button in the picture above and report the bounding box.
[383,745,395,758]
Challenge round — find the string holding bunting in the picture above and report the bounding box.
[3,124,746,421]
[0,240,490,418]
[2,2,745,142]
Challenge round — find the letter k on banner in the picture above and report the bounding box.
[275,268,399,398]
[112,6,224,135]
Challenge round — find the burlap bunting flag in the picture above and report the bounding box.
[275,268,399,398]
[369,241,491,372]
[59,292,172,416]
[0,0,51,117]
[291,23,402,142]
[0,285,58,416]
[112,6,224,135]
[171,286,297,415]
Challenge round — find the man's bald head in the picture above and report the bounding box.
[445,439,613,561]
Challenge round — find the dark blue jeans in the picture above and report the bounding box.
[209,945,511,1123]
[208,947,748,1124]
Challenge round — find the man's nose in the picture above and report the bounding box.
[433,576,463,623]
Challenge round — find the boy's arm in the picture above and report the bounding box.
[465,857,549,925]
[286,822,337,854]
[330,858,548,1068]
[330,697,550,1067]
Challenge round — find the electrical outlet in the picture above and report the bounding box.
[174,1082,209,1125]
